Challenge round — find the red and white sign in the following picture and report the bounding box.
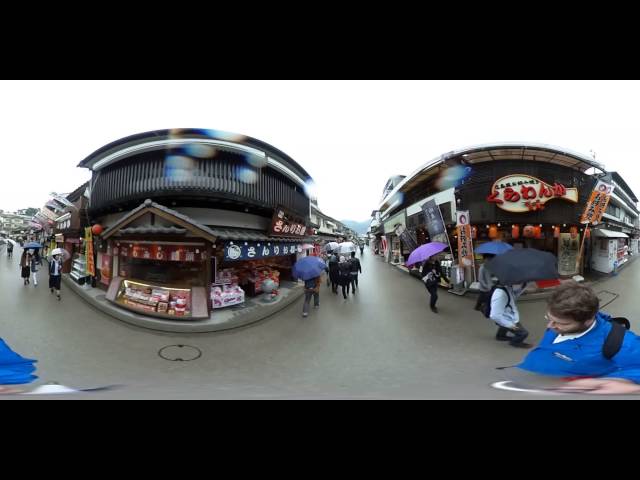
[487,174,579,213]
[456,211,474,267]
[580,179,615,225]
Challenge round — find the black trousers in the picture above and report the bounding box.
[350,274,358,290]
[426,284,438,308]
[496,324,529,345]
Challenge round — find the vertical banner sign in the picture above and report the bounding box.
[456,211,474,268]
[580,180,615,225]
[421,199,446,239]
[395,224,418,253]
[558,233,580,276]
[577,178,615,273]
[85,227,95,277]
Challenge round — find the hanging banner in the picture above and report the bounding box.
[85,227,95,276]
[580,179,615,225]
[224,241,303,261]
[394,224,418,252]
[456,210,474,267]
[421,199,446,239]
[487,174,579,212]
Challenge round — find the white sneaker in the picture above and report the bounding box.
[302,312,308,317]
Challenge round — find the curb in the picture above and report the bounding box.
[62,275,305,333]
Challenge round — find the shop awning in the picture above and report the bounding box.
[207,226,314,243]
[592,229,629,238]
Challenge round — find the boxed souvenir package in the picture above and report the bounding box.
[211,284,245,309]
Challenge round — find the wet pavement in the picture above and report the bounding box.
[0,243,637,399]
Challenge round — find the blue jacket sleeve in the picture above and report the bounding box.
[601,335,640,384]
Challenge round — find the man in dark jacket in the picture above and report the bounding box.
[349,251,362,293]
[328,253,340,294]
[421,259,448,313]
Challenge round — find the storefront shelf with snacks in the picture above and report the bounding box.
[106,277,209,320]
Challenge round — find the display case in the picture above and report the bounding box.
[70,254,88,285]
[106,277,209,320]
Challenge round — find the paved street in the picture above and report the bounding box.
[1,243,638,399]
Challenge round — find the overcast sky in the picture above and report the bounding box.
[1,80,639,222]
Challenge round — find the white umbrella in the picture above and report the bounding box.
[323,242,339,252]
[49,248,71,262]
[337,241,357,254]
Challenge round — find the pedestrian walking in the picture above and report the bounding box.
[338,255,352,299]
[6,241,13,259]
[328,253,340,294]
[349,251,362,293]
[421,259,448,313]
[49,254,63,301]
[474,254,496,311]
[302,275,321,317]
[486,281,531,348]
[30,250,41,287]
[20,251,31,285]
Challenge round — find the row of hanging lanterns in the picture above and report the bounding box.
[477,223,585,240]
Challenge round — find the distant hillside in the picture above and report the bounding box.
[340,220,371,235]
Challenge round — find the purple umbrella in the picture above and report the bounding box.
[406,242,448,267]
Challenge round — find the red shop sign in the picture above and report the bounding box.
[486,174,579,213]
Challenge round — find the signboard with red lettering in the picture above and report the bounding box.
[269,205,308,237]
[486,175,579,213]
[579,179,614,225]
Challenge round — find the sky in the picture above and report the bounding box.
[1,80,639,223]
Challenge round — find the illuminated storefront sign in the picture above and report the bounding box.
[486,174,578,213]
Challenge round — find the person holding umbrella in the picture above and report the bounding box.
[292,255,326,318]
[338,255,352,299]
[48,249,69,300]
[407,242,449,314]
[484,248,560,348]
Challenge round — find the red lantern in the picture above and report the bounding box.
[488,225,498,239]
[523,225,535,238]
[533,226,542,239]
[570,226,578,239]
[553,226,560,238]
[91,224,104,236]
[471,226,477,239]
[512,225,520,239]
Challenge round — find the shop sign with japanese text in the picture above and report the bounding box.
[486,174,578,213]
[224,241,303,261]
[269,206,308,237]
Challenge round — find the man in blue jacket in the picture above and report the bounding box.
[518,282,640,395]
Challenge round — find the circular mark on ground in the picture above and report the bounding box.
[158,345,202,362]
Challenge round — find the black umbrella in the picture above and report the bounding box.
[485,248,559,285]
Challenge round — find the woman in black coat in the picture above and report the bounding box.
[328,253,340,294]
[421,259,448,313]
[338,256,352,299]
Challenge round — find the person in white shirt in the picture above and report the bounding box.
[49,254,63,301]
[489,282,531,348]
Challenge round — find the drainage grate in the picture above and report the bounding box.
[596,290,619,308]
[158,345,202,362]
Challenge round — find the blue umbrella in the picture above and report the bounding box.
[22,242,42,249]
[292,256,327,281]
[0,338,38,385]
[475,241,513,255]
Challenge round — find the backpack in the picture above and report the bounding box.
[602,316,631,360]
[422,271,439,287]
[482,285,511,319]
[304,278,317,290]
